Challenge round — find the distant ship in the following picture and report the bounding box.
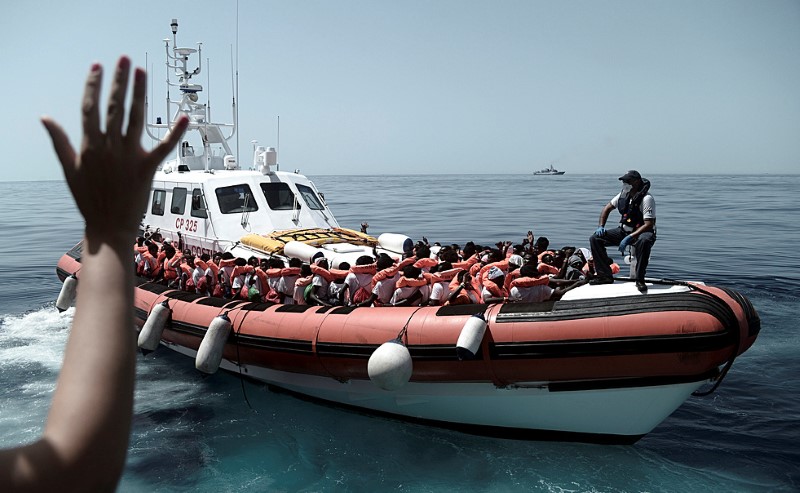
[533,164,565,175]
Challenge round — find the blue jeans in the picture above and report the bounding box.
[590,227,656,281]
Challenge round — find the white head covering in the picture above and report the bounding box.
[487,266,504,280]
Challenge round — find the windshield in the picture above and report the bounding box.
[296,184,324,211]
[260,182,296,210]
[215,184,259,214]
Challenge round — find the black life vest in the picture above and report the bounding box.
[617,179,650,230]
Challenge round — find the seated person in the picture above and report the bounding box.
[342,255,376,306]
[481,266,508,303]
[293,264,313,305]
[447,270,481,305]
[359,254,407,307]
[390,265,430,306]
[328,262,350,305]
[427,262,457,306]
[508,264,555,303]
[308,258,332,306]
[277,258,302,304]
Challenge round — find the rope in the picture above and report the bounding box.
[229,308,254,411]
[660,279,741,397]
[603,277,741,396]
[394,306,425,345]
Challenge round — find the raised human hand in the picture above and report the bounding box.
[42,56,188,246]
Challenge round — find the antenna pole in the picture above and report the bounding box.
[234,0,240,167]
[277,115,280,171]
[146,51,153,147]
[164,38,170,132]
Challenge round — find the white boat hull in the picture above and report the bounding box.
[165,341,706,441]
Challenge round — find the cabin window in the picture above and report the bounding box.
[297,184,324,211]
[260,182,295,210]
[171,187,187,215]
[215,184,259,214]
[191,188,208,218]
[151,189,166,215]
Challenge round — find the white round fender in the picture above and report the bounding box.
[367,340,413,391]
[456,313,487,360]
[138,300,171,351]
[195,313,233,374]
[284,241,324,263]
[56,274,78,313]
[377,233,413,255]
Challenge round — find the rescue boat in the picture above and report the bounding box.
[55,20,761,443]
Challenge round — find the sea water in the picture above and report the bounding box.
[0,175,798,492]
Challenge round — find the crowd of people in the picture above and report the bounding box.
[134,230,619,307]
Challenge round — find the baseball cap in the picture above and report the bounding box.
[618,170,641,182]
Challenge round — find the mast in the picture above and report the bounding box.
[145,18,236,171]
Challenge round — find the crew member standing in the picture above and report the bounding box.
[589,170,656,292]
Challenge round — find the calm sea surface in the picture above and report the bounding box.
[1,174,798,492]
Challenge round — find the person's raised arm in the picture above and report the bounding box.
[0,56,187,492]
[598,202,614,229]
[594,202,615,238]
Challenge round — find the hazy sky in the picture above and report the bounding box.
[1,0,798,181]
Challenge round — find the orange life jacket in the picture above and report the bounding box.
[481,278,508,299]
[371,257,415,285]
[218,258,238,267]
[207,260,220,279]
[538,263,560,276]
[478,260,509,287]
[581,262,620,275]
[446,275,481,305]
[510,276,550,288]
[413,257,438,270]
[310,264,348,283]
[424,268,460,285]
[396,276,428,288]
[452,254,479,270]
[351,263,377,275]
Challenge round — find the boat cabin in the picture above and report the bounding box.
[140,18,341,258]
[144,163,340,257]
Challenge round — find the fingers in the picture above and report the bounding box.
[126,67,147,143]
[81,63,103,150]
[149,116,189,166]
[42,117,77,177]
[106,56,131,144]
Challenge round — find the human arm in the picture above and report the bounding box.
[619,218,655,252]
[357,293,378,307]
[595,202,615,235]
[551,278,588,300]
[0,57,187,491]
[447,284,465,304]
[309,282,331,306]
[447,273,475,304]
